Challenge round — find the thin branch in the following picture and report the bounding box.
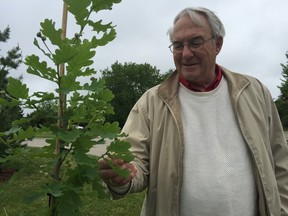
[0,137,50,173]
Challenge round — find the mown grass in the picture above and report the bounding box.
[34,132,55,139]
[0,148,145,216]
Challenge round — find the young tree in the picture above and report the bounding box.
[0,1,134,215]
[101,61,170,127]
[275,51,288,129]
[0,27,23,157]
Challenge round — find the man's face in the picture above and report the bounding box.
[171,14,223,89]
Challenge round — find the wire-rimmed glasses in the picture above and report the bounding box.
[169,36,215,53]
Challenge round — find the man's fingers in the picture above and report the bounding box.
[115,163,138,184]
[99,169,118,180]
[98,158,125,170]
[98,157,137,186]
[100,163,137,186]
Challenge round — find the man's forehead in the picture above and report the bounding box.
[174,15,209,31]
[175,13,207,26]
[172,14,211,38]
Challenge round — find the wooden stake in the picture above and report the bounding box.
[50,2,68,215]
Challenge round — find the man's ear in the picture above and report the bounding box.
[215,36,223,54]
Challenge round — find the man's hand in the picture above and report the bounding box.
[99,158,137,187]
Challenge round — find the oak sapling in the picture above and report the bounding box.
[0,0,134,215]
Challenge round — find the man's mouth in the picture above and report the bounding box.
[182,63,197,67]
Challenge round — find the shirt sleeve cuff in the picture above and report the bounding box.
[107,182,131,197]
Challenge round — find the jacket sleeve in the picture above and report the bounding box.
[265,88,288,215]
[109,97,150,199]
[123,99,150,193]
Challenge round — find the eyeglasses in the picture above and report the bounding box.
[168,36,215,53]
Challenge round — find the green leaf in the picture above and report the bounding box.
[107,139,131,153]
[95,88,114,102]
[111,151,134,162]
[81,79,114,105]
[88,122,120,139]
[25,92,56,110]
[33,38,52,59]
[14,126,35,141]
[26,55,57,82]
[57,75,81,93]
[0,156,9,163]
[7,165,36,185]
[57,190,81,216]
[91,29,116,47]
[45,182,64,197]
[7,77,29,99]
[73,151,94,166]
[37,126,52,134]
[91,0,122,12]
[81,67,96,77]
[83,77,105,91]
[4,126,21,136]
[78,164,99,181]
[91,179,109,199]
[12,118,30,126]
[106,139,134,162]
[107,159,130,178]
[66,40,96,72]
[57,129,82,143]
[31,91,55,101]
[73,136,97,152]
[53,45,78,65]
[0,97,19,107]
[40,19,63,46]
[64,0,90,27]
[87,20,113,34]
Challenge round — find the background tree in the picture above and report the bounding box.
[101,61,171,128]
[0,27,23,157]
[27,100,58,128]
[275,51,288,129]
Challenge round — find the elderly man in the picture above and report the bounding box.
[99,7,288,216]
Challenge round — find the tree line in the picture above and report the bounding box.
[275,52,288,129]
[0,27,23,157]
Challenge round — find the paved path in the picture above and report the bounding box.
[27,131,288,155]
[26,138,108,156]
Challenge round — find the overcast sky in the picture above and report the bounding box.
[1,0,288,99]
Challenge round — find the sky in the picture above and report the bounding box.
[1,0,288,99]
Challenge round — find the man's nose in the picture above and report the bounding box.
[182,44,194,57]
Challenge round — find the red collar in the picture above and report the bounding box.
[179,65,222,92]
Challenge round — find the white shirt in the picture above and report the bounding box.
[179,78,257,216]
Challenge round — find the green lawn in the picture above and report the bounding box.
[0,148,145,216]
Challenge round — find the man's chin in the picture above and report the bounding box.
[181,69,199,79]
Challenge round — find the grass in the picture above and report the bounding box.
[0,148,145,216]
[34,132,55,139]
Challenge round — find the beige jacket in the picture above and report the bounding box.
[116,67,288,216]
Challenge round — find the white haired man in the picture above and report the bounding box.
[99,7,288,216]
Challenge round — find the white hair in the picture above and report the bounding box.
[168,7,226,42]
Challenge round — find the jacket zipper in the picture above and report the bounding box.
[233,82,270,216]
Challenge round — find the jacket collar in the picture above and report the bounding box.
[221,66,251,100]
[158,65,250,104]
